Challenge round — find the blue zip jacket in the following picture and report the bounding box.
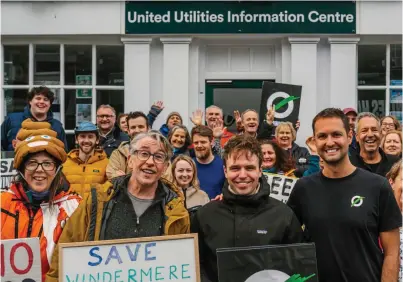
[1,106,68,152]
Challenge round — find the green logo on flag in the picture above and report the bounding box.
[286,273,316,282]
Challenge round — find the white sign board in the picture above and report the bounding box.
[1,157,17,191]
[263,173,298,203]
[59,234,200,282]
[1,238,42,282]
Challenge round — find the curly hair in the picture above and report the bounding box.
[26,86,55,104]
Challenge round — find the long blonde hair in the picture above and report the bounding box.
[164,155,201,190]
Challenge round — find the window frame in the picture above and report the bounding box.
[1,43,124,135]
[357,43,402,115]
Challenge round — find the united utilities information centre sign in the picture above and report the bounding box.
[125,1,356,34]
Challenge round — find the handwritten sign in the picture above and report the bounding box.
[1,238,42,282]
[59,234,200,282]
[263,173,298,203]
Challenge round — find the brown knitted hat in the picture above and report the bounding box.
[16,119,57,141]
[14,122,67,169]
[166,112,183,124]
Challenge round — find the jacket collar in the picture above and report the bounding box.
[23,105,54,121]
[67,149,107,164]
[222,176,270,207]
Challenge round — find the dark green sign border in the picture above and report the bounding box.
[126,1,356,34]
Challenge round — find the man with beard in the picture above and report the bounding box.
[63,122,109,197]
[191,135,304,282]
[349,112,399,177]
[106,111,150,180]
[191,125,225,199]
[287,108,401,282]
[96,104,130,157]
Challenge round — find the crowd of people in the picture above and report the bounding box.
[0,86,402,282]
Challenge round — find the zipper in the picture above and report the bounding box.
[136,217,140,225]
[27,211,34,237]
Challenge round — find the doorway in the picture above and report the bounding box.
[205,80,273,133]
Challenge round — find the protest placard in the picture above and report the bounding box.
[263,172,298,203]
[1,238,42,282]
[1,151,17,191]
[59,234,200,282]
[217,243,318,282]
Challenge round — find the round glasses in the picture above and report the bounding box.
[133,150,167,164]
[25,161,56,171]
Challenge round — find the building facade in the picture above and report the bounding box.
[1,0,402,146]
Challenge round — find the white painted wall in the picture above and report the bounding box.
[357,1,402,35]
[150,41,164,130]
[316,40,331,114]
[1,2,123,35]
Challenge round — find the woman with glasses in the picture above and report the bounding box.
[380,115,401,136]
[1,127,81,281]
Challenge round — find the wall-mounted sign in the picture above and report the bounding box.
[126,1,356,34]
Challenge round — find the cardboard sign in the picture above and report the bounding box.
[264,173,298,204]
[217,243,319,282]
[59,234,200,282]
[1,157,17,191]
[1,238,42,282]
[259,82,302,127]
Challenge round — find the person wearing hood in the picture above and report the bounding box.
[62,122,109,197]
[159,111,183,137]
[47,131,189,281]
[1,86,68,152]
[275,122,310,177]
[1,125,81,282]
[191,135,304,282]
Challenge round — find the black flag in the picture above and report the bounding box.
[259,82,302,127]
[217,243,318,282]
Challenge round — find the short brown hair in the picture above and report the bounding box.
[223,135,263,167]
[191,125,213,142]
[386,160,402,182]
[27,86,55,104]
[312,108,350,134]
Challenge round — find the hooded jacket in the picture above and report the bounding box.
[1,182,81,282]
[63,148,109,197]
[105,141,131,180]
[182,186,210,209]
[1,106,68,151]
[99,126,129,157]
[190,176,304,282]
[46,175,190,282]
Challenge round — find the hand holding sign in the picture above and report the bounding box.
[266,105,275,125]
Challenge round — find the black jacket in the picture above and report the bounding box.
[190,176,304,282]
[99,125,130,157]
[349,148,399,177]
[287,142,310,177]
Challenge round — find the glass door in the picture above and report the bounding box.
[205,80,272,133]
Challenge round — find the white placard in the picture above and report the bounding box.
[1,157,17,191]
[263,172,298,203]
[1,238,42,282]
[59,234,200,282]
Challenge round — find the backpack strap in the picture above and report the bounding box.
[88,186,98,241]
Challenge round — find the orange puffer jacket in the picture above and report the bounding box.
[1,182,81,282]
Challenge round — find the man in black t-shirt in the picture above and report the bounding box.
[288,108,401,282]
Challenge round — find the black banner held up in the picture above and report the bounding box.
[259,82,302,127]
[217,243,318,282]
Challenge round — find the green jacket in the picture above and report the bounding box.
[46,175,190,281]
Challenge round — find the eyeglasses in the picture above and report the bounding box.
[25,161,56,171]
[97,115,114,119]
[381,123,395,128]
[133,150,167,164]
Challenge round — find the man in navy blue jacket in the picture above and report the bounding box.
[1,86,67,152]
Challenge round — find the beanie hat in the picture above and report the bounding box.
[14,128,67,170]
[16,119,57,141]
[166,112,183,124]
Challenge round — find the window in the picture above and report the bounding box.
[357,44,402,122]
[2,43,124,150]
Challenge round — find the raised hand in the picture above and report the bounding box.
[190,109,203,126]
[234,110,242,124]
[212,118,225,139]
[295,119,300,131]
[266,105,275,124]
[152,101,164,111]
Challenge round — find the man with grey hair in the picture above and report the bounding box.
[47,131,190,280]
[349,112,399,177]
[96,104,129,157]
